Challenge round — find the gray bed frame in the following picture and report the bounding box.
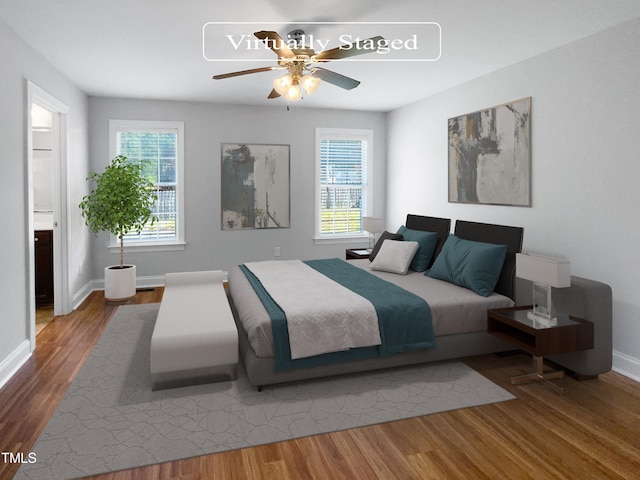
[229,214,611,388]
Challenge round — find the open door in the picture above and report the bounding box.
[26,81,71,350]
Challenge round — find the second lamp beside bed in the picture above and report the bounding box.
[362,216,384,250]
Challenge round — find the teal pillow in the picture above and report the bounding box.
[396,226,438,272]
[426,234,507,296]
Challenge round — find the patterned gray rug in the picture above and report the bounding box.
[17,303,514,479]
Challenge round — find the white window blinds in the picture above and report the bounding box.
[319,136,369,236]
[116,130,178,241]
[109,119,185,249]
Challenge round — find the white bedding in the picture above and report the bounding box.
[243,260,381,359]
[228,258,514,359]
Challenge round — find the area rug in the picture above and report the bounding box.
[17,303,514,479]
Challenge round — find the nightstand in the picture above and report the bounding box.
[487,305,594,393]
[345,248,370,260]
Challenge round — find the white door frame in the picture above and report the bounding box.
[26,81,71,351]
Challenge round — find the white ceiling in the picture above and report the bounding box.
[2,0,640,111]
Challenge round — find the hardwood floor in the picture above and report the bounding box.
[35,305,55,336]
[2,289,639,479]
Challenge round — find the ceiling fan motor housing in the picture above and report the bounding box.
[287,29,306,48]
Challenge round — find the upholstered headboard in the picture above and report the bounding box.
[405,214,451,266]
[454,220,524,300]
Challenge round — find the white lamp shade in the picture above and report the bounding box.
[516,253,571,288]
[362,217,383,234]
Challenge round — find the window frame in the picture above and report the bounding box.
[108,119,186,253]
[314,127,373,244]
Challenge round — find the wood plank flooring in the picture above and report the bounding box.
[35,306,54,336]
[1,289,639,479]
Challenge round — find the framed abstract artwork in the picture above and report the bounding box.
[448,97,531,207]
[221,143,290,230]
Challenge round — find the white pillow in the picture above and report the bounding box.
[370,240,419,274]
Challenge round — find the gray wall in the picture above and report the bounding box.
[386,18,640,379]
[88,98,387,278]
[0,18,90,383]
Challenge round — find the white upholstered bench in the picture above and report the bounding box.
[150,270,238,390]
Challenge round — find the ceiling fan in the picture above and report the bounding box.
[212,29,384,102]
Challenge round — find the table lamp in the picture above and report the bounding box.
[516,253,571,325]
[362,217,383,251]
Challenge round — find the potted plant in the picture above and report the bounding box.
[80,155,157,301]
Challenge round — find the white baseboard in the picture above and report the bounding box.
[73,279,98,310]
[89,274,166,291]
[136,275,166,289]
[0,340,31,391]
[74,276,165,309]
[135,272,228,287]
[81,272,228,296]
[612,350,640,382]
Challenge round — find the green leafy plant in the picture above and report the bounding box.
[80,155,157,268]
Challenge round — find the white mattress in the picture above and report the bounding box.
[228,258,514,358]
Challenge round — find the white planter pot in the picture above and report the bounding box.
[104,264,136,302]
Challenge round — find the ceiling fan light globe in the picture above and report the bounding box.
[300,74,321,95]
[273,74,293,96]
[286,84,302,101]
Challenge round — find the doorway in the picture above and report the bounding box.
[31,103,55,334]
[27,82,71,350]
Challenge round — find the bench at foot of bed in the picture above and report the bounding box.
[150,270,238,390]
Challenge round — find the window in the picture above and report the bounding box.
[315,128,373,242]
[109,120,185,251]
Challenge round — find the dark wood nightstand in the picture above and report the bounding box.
[345,248,370,260]
[487,305,594,393]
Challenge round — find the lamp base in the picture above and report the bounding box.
[526,311,557,327]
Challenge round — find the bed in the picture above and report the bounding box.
[227,214,525,388]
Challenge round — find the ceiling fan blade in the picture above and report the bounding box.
[312,67,360,90]
[254,31,296,59]
[267,89,281,99]
[212,66,278,80]
[314,36,384,61]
